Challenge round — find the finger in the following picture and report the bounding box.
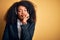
[26,14,29,18]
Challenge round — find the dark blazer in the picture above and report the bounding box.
[2,21,35,40]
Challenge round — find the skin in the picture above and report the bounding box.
[17,6,29,24]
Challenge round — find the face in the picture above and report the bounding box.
[17,6,29,20]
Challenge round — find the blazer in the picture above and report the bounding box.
[2,21,35,40]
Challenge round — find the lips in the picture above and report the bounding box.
[21,15,23,17]
[20,15,25,19]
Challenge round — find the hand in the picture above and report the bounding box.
[22,13,29,24]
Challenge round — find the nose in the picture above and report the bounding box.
[21,10,25,15]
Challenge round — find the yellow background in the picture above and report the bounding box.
[0,0,60,40]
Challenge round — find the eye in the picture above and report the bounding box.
[18,10,22,12]
[24,9,27,12]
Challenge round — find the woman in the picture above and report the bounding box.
[2,1,36,40]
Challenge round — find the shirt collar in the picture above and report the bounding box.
[17,19,22,26]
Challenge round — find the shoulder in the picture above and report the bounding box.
[28,21,35,30]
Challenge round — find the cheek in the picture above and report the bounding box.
[26,12,29,15]
[25,12,29,15]
[18,12,22,16]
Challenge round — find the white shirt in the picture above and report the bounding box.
[17,19,22,39]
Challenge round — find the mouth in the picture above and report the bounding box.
[20,15,24,19]
[21,15,23,17]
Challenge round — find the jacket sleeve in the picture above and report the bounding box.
[2,24,10,40]
[29,22,35,38]
[21,22,35,40]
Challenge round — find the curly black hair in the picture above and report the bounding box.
[5,1,36,24]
